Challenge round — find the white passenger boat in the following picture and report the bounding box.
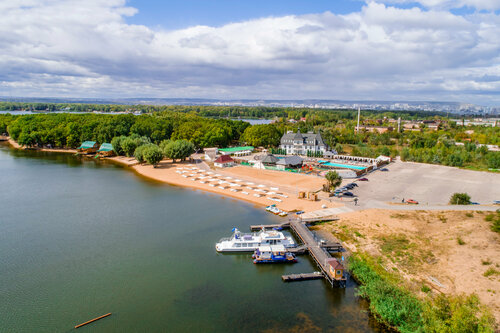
[215,228,295,252]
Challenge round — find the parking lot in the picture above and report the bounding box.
[341,159,500,205]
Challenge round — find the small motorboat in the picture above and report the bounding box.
[252,245,297,264]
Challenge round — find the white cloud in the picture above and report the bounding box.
[371,0,500,11]
[1,1,500,105]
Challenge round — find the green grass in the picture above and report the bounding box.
[481,259,492,266]
[465,212,473,218]
[457,237,466,245]
[483,268,499,277]
[349,253,496,333]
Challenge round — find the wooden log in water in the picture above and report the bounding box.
[74,313,112,329]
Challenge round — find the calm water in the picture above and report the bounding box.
[0,144,380,332]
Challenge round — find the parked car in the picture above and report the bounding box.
[349,183,359,187]
[470,202,480,205]
[380,168,389,171]
[358,178,369,181]
[295,211,305,215]
[343,192,354,197]
[406,199,419,204]
[345,184,355,189]
[493,200,500,205]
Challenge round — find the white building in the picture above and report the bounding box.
[279,130,329,155]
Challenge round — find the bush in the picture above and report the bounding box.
[449,193,471,205]
[134,143,157,163]
[143,145,164,167]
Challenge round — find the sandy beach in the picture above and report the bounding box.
[109,156,342,214]
[5,138,340,214]
[8,138,77,154]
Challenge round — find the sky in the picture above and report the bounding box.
[1,0,500,105]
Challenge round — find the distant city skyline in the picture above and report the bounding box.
[1,1,500,105]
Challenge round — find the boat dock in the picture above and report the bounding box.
[282,271,324,282]
[250,217,346,287]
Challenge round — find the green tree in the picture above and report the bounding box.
[241,124,281,147]
[163,140,195,162]
[111,135,127,156]
[449,193,471,205]
[134,143,156,163]
[143,145,164,167]
[325,171,342,192]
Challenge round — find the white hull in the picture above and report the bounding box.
[215,228,295,252]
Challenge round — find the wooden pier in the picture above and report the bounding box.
[282,272,324,282]
[287,218,346,287]
[250,222,290,231]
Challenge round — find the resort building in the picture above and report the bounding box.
[219,146,254,157]
[214,155,235,168]
[261,154,279,166]
[279,130,328,156]
[276,156,303,170]
[97,143,114,157]
[77,141,99,154]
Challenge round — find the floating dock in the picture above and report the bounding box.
[282,272,324,282]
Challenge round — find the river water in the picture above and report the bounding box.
[0,144,380,332]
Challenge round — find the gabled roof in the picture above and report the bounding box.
[214,155,234,163]
[78,141,96,149]
[326,258,344,270]
[97,143,113,152]
[276,155,303,166]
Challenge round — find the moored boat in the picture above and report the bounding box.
[215,228,295,252]
[252,245,297,264]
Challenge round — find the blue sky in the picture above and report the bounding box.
[1,0,500,105]
[126,0,366,29]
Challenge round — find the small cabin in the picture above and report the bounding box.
[214,155,234,168]
[77,141,99,154]
[326,258,344,280]
[97,143,114,157]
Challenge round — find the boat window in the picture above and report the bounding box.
[241,243,247,247]
[235,243,241,247]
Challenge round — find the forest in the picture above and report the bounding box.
[1,103,498,171]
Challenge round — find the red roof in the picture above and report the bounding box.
[326,258,344,270]
[214,155,234,163]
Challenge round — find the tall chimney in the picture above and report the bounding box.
[356,107,361,134]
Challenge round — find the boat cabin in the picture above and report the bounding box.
[77,141,99,154]
[326,258,344,280]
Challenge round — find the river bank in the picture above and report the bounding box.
[314,209,500,329]
[5,138,340,214]
[108,156,342,213]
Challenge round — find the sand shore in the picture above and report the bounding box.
[5,137,340,214]
[7,138,77,154]
[109,156,342,214]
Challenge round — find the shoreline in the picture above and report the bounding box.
[4,138,341,214]
[107,156,342,213]
[7,138,78,154]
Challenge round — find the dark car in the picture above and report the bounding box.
[380,168,389,171]
[470,202,480,205]
[345,184,355,189]
[343,192,354,196]
[358,178,369,181]
[349,183,358,187]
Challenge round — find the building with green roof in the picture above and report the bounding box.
[77,141,99,154]
[97,143,114,156]
[218,146,254,156]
